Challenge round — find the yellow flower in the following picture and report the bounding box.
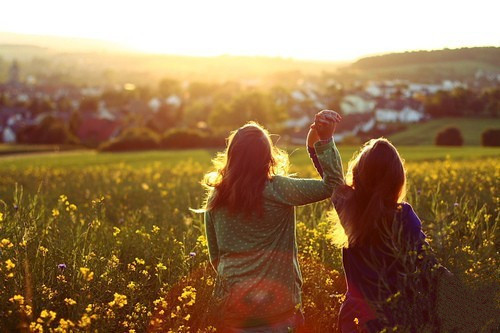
[5,259,15,270]
[109,293,127,308]
[39,309,57,323]
[0,212,3,221]
[152,225,160,234]
[184,314,191,321]
[52,209,60,217]
[156,262,166,271]
[80,267,94,281]
[141,183,150,190]
[1,238,13,248]
[58,318,75,330]
[354,317,359,325]
[9,294,25,305]
[64,298,77,306]
[39,246,49,256]
[113,227,121,237]
[127,281,136,290]
[135,258,145,265]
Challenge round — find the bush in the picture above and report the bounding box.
[481,129,500,147]
[435,127,464,146]
[99,127,160,151]
[161,129,224,149]
[17,117,80,145]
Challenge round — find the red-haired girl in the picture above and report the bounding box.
[201,111,342,332]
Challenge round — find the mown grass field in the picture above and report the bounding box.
[389,117,500,145]
[0,146,498,332]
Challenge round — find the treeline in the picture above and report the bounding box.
[353,47,500,69]
[424,87,499,117]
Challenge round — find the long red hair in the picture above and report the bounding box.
[335,138,406,247]
[202,122,289,216]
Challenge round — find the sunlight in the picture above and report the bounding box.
[1,0,499,60]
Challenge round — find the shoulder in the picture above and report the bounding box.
[398,202,422,234]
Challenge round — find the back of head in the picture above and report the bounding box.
[340,138,406,246]
[203,122,289,217]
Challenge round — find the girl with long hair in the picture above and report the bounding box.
[307,137,447,332]
[201,111,343,332]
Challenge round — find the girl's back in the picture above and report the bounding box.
[205,140,344,328]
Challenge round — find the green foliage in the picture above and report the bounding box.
[208,91,286,134]
[481,129,500,147]
[435,127,464,146]
[161,129,223,149]
[17,117,79,145]
[424,87,499,118]
[99,127,160,151]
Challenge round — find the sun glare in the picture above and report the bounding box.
[1,0,499,60]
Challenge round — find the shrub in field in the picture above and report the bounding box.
[435,126,464,146]
[162,129,225,149]
[162,129,204,149]
[481,128,500,146]
[99,127,160,151]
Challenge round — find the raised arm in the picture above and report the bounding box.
[268,110,344,206]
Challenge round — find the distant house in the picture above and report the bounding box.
[340,94,376,115]
[375,98,424,123]
[2,127,16,143]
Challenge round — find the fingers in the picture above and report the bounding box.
[315,110,342,124]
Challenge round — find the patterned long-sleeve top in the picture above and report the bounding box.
[204,140,344,327]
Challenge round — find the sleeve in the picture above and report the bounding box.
[307,145,324,177]
[403,203,428,249]
[270,140,344,206]
[204,211,219,271]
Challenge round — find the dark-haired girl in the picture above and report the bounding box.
[307,136,445,332]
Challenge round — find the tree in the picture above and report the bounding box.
[435,127,463,146]
[99,127,160,151]
[208,91,286,134]
[481,129,500,147]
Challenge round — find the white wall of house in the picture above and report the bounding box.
[3,127,16,143]
[375,107,423,123]
[340,95,376,114]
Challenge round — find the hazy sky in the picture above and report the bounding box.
[2,0,499,60]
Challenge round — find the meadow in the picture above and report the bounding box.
[0,145,498,332]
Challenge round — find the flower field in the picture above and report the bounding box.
[0,147,498,332]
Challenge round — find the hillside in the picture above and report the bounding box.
[388,117,500,145]
[0,33,344,86]
[353,47,500,69]
[346,47,500,81]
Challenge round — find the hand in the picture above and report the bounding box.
[311,110,341,140]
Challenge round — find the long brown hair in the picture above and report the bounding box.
[336,138,406,247]
[202,122,289,216]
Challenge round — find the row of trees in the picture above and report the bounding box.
[424,87,499,118]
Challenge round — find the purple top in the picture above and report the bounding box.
[308,145,432,325]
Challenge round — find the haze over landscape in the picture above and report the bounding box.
[2,0,499,61]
